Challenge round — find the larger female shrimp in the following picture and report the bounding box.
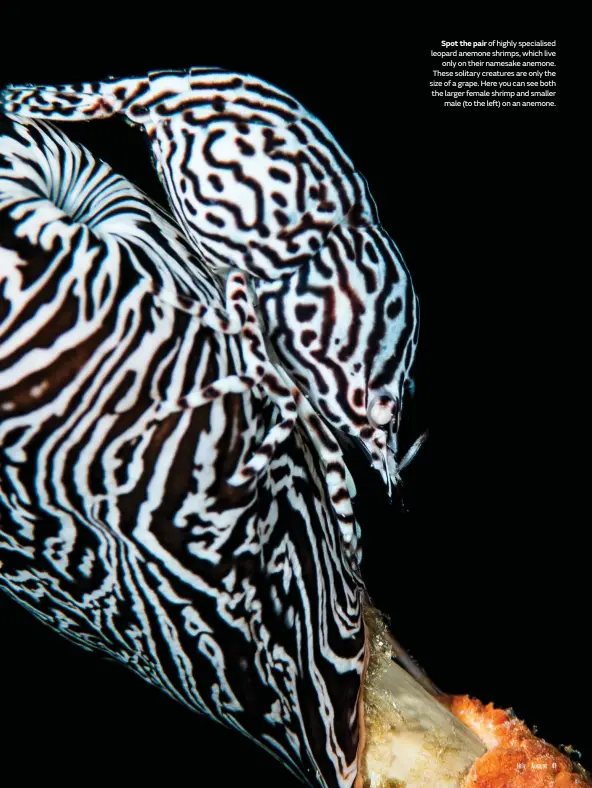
[3,68,422,493]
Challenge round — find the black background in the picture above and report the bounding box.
[1,34,586,784]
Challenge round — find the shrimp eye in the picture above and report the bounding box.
[368,395,398,428]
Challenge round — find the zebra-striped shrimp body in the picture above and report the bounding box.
[2,67,421,496]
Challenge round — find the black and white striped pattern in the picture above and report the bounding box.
[3,67,420,495]
[0,114,365,787]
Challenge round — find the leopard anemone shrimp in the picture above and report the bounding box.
[2,67,426,498]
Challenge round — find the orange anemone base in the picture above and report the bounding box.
[449,696,590,787]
